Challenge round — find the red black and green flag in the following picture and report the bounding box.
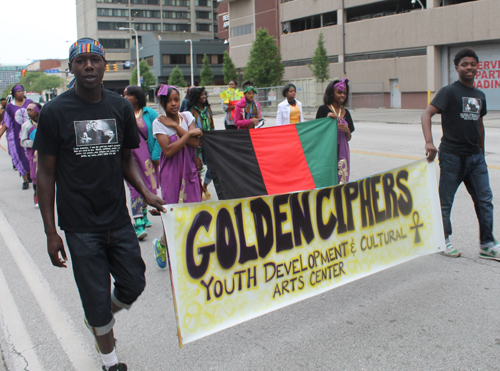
[202,118,338,200]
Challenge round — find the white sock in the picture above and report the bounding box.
[101,348,118,369]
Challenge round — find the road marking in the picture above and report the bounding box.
[351,150,500,171]
[0,268,45,371]
[0,210,97,371]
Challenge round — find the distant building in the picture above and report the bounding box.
[76,0,221,93]
[139,32,226,87]
[0,66,26,96]
[220,0,500,109]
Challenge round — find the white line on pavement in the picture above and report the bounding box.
[0,210,97,371]
[0,267,44,371]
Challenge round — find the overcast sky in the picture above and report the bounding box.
[1,0,78,66]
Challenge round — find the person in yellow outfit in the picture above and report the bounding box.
[220,80,243,129]
[276,84,304,126]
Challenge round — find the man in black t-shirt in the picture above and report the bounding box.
[33,38,165,371]
[421,47,498,260]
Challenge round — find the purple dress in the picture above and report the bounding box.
[153,114,201,204]
[4,100,33,176]
[26,125,37,185]
[337,117,350,184]
[127,117,158,199]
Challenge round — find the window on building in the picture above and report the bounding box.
[163,11,190,19]
[98,22,129,30]
[163,0,190,5]
[144,56,154,67]
[196,11,211,19]
[213,1,218,9]
[230,23,253,37]
[132,23,161,31]
[197,23,212,32]
[163,23,191,31]
[346,0,427,23]
[97,0,129,3]
[130,0,160,4]
[131,9,161,18]
[196,54,223,64]
[284,11,337,33]
[163,54,191,65]
[196,0,209,6]
[99,39,130,49]
[97,8,129,17]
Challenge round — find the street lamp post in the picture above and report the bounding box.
[185,39,194,86]
[119,27,141,87]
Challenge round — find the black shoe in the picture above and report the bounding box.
[27,173,32,183]
[102,364,127,371]
[22,181,29,190]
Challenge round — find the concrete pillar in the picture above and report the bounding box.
[427,45,442,94]
[427,0,441,9]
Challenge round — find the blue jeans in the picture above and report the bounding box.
[438,151,494,244]
[65,223,146,335]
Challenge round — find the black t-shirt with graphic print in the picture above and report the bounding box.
[431,80,487,156]
[33,89,140,233]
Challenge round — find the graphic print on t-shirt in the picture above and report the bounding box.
[75,119,118,146]
[73,119,121,158]
[461,97,482,121]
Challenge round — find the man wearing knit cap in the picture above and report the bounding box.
[34,38,166,371]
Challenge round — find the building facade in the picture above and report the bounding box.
[76,0,221,92]
[0,66,26,97]
[221,0,500,109]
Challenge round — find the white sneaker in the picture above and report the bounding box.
[442,238,461,258]
[479,239,500,261]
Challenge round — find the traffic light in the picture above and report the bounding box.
[105,64,109,72]
[21,69,27,77]
[113,64,118,72]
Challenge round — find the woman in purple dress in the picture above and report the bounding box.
[151,84,202,268]
[20,103,42,207]
[0,85,33,189]
[123,85,161,240]
[316,79,355,184]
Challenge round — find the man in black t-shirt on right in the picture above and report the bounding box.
[421,47,498,260]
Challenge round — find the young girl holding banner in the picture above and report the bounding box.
[316,79,355,184]
[151,84,202,268]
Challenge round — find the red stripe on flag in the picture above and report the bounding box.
[249,125,315,195]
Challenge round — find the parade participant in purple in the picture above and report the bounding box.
[276,84,304,126]
[0,85,33,189]
[20,103,42,207]
[34,38,165,371]
[316,79,354,184]
[421,48,499,259]
[187,86,214,200]
[123,85,161,240]
[151,84,202,268]
[234,80,262,129]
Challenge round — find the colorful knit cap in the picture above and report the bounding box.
[69,38,106,62]
[334,78,349,92]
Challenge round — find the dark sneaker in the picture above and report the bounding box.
[442,238,460,257]
[22,181,29,190]
[153,238,167,269]
[102,363,127,371]
[479,239,500,261]
[134,217,147,240]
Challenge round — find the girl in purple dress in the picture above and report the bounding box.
[123,85,161,240]
[20,103,42,207]
[0,85,33,189]
[151,84,203,268]
[315,79,355,184]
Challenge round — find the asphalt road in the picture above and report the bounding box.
[0,112,499,371]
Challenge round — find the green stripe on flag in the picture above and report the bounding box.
[295,117,338,188]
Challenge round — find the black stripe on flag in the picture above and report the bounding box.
[202,130,268,200]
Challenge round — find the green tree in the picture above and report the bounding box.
[2,73,65,97]
[130,60,157,91]
[244,29,284,87]
[222,50,238,84]
[309,32,329,83]
[200,54,214,86]
[168,66,187,87]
